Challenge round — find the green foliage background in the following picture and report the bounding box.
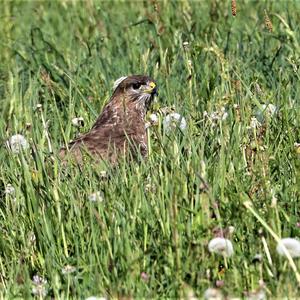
[0,0,300,298]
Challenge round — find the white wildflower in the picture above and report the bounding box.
[36,103,43,110]
[88,191,104,202]
[99,171,108,180]
[294,143,300,154]
[32,275,47,297]
[61,265,76,274]
[203,288,223,300]
[149,113,159,125]
[28,231,36,244]
[248,117,261,129]
[255,103,277,123]
[4,184,15,195]
[6,134,29,153]
[222,111,228,120]
[32,285,47,297]
[252,253,263,263]
[183,41,189,47]
[71,117,84,127]
[204,108,228,124]
[245,290,266,300]
[163,113,187,132]
[276,238,300,258]
[32,275,47,285]
[208,237,234,257]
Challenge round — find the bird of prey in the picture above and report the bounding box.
[59,75,157,165]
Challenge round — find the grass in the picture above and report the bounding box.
[1,0,300,298]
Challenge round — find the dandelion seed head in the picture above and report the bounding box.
[203,288,223,300]
[6,134,29,153]
[5,184,15,195]
[208,237,234,257]
[71,117,84,127]
[99,171,108,180]
[36,103,43,110]
[276,238,300,258]
[32,285,48,297]
[32,275,47,285]
[32,274,47,297]
[61,265,76,274]
[248,117,261,129]
[163,113,187,132]
[88,191,104,202]
[149,113,159,125]
[252,253,263,263]
[255,104,277,123]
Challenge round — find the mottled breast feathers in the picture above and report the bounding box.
[59,75,157,165]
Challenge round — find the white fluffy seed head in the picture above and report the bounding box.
[113,76,128,91]
[71,117,84,127]
[208,237,234,257]
[61,265,76,274]
[163,113,187,132]
[203,288,223,300]
[6,134,29,153]
[5,184,15,195]
[88,191,104,202]
[276,238,300,258]
[255,103,277,123]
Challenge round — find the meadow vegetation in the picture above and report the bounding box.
[0,0,300,298]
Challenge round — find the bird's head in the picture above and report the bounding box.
[112,75,157,111]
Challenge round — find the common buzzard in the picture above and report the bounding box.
[60,75,157,165]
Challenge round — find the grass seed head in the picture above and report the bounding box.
[231,0,237,17]
[264,10,273,32]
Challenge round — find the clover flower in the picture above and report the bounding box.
[208,237,234,257]
[276,238,300,258]
[6,134,29,153]
[163,113,187,132]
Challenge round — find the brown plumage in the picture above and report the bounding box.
[59,75,157,165]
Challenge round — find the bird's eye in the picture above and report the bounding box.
[132,83,141,90]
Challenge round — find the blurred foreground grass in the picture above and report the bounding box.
[0,0,300,299]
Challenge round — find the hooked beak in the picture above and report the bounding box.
[144,81,158,96]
